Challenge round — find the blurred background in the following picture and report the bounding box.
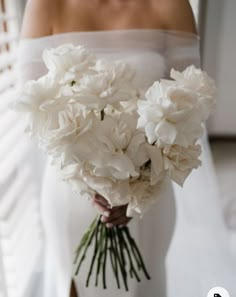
[0,0,235,296]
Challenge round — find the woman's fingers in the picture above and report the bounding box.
[91,194,132,227]
[91,195,111,217]
[101,204,132,227]
[101,205,126,222]
[106,217,132,228]
[94,194,110,207]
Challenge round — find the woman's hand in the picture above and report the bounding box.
[91,194,132,228]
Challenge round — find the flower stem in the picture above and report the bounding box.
[102,226,108,289]
[75,217,151,289]
[86,219,101,287]
[112,227,129,291]
[74,216,98,265]
[123,227,151,280]
[101,109,105,121]
[122,228,142,270]
[95,222,105,286]
[74,216,99,275]
[118,227,141,282]
[109,228,120,289]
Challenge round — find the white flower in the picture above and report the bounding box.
[59,112,159,209]
[126,132,149,168]
[43,109,96,156]
[72,73,114,111]
[98,113,137,151]
[43,44,95,84]
[72,59,137,111]
[14,74,96,156]
[171,65,217,120]
[125,130,164,185]
[59,163,94,199]
[137,80,203,147]
[163,144,202,186]
[91,179,130,207]
[127,177,168,217]
[60,113,140,209]
[14,75,58,113]
[14,75,62,137]
[171,65,216,97]
[92,59,135,82]
[145,145,164,185]
[118,96,138,113]
[80,162,131,207]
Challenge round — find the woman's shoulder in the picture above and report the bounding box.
[153,0,197,34]
[21,0,61,39]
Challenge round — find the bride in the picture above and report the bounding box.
[16,0,236,297]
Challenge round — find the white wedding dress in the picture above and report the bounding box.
[14,29,236,297]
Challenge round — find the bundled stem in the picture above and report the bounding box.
[112,227,129,291]
[118,227,141,282]
[123,227,151,280]
[74,217,151,290]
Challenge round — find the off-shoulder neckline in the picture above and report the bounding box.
[20,28,200,42]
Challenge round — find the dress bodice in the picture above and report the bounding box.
[17,29,200,89]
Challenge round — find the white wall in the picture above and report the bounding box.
[189,0,199,22]
[202,0,236,136]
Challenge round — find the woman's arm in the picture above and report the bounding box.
[21,0,53,38]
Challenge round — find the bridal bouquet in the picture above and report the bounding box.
[12,44,216,290]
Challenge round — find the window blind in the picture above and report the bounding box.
[0,1,44,297]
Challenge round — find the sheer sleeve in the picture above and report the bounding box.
[16,39,48,85]
[164,31,201,75]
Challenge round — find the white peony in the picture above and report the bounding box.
[43,44,95,84]
[68,113,140,183]
[118,97,138,113]
[72,59,137,111]
[63,160,131,207]
[145,145,164,185]
[14,75,63,138]
[59,163,94,199]
[137,80,203,147]
[127,177,169,217]
[163,144,202,186]
[82,167,131,207]
[14,74,96,156]
[170,65,216,97]
[93,59,134,80]
[126,132,149,168]
[171,65,217,120]
[14,75,58,113]
[43,108,96,156]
